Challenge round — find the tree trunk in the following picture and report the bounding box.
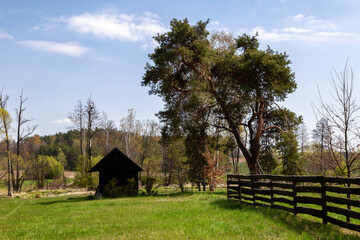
[7,142,12,196]
[168,155,173,185]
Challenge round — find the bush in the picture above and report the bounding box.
[74,170,98,190]
[142,177,158,196]
[103,178,138,197]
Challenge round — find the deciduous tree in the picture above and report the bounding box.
[314,63,360,178]
[13,89,38,192]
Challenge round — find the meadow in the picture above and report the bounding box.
[0,189,359,240]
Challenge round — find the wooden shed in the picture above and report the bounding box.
[88,147,143,194]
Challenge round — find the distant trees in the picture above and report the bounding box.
[68,100,86,168]
[119,109,141,161]
[310,118,332,175]
[100,112,115,154]
[142,19,298,175]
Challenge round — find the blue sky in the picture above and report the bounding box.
[1,0,360,136]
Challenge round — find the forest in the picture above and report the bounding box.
[1,19,359,197]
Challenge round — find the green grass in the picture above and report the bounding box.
[0,190,359,239]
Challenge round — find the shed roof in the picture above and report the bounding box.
[88,147,143,173]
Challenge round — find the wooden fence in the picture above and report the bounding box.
[227,174,360,232]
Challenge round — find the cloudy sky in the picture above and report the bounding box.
[1,0,360,136]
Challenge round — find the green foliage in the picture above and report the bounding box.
[142,177,158,195]
[56,148,67,168]
[143,18,298,174]
[73,170,98,190]
[0,107,12,134]
[32,155,64,189]
[103,178,137,197]
[184,126,208,186]
[73,155,101,190]
[259,150,277,174]
[277,132,305,175]
[37,155,64,179]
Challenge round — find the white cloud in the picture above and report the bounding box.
[283,27,312,34]
[67,11,167,42]
[0,30,14,39]
[289,13,305,22]
[252,26,359,42]
[51,118,72,124]
[18,40,90,57]
[30,23,56,31]
[209,20,220,26]
[31,26,40,31]
[248,14,358,43]
[288,13,337,30]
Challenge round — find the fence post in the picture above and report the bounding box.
[347,182,351,223]
[251,175,256,206]
[321,176,327,224]
[293,177,297,216]
[238,175,242,203]
[227,175,229,200]
[270,176,274,207]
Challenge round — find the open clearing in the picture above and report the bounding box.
[0,190,359,240]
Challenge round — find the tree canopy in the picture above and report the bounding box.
[143,19,299,174]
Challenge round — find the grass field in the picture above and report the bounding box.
[0,190,359,240]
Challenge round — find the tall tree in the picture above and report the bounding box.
[0,88,12,196]
[13,89,38,192]
[142,19,297,174]
[85,95,99,169]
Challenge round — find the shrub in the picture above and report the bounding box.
[103,178,138,197]
[142,177,158,196]
[74,170,98,190]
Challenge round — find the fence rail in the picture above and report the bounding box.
[227,174,360,232]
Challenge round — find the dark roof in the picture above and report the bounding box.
[88,147,143,173]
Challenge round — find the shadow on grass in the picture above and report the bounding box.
[210,199,360,239]
[37,191,195,205]
[157,191,194,198]
[36,195,95,205]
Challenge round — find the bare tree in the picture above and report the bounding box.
[314,62,360,223]
[12,89,38,192]
[314,62,360,178]
[68,99,86,170]
[85,95,99,169]
[100,112,115,154]
[119,109,141,160]
[0,87,12,196]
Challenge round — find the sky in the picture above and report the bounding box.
[1,0,360,136]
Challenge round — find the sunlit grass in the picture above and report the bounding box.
[0,190,359,239]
